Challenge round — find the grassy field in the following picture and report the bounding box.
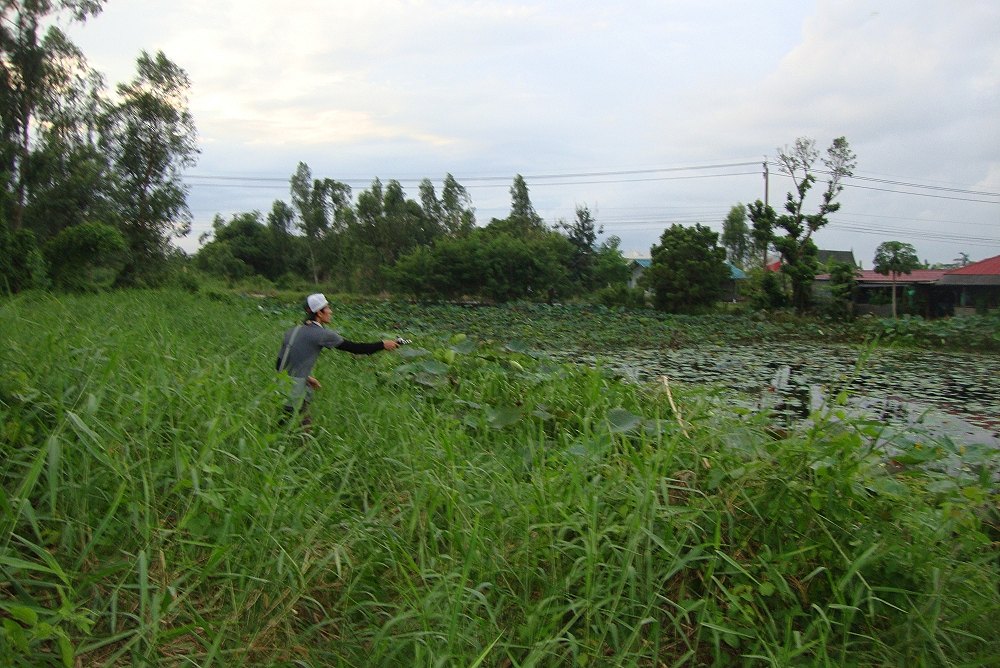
[1,290,998,666]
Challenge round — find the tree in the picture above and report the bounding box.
[440,173,475,236]
[591,235,630,288]
[748,199,776,271]
[721,203,751,268]
[418,178,443,229]
[645,224,729,313]
[488,174,545,237]
[100,51,198,282]
[22,139,111,239]
[0,0,106,231]
[289,162,353,283]
[826,260,858,320]
[266,199,298,277]
[771,136,856,312]
[557,204,602,292]
[873,240,919,318]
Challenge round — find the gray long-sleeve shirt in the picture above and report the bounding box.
[276,323,344,379]
[276,323,387,378]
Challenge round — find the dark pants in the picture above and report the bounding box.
[280,400,311,427]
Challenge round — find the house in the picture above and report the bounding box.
[847,269,948,317]
[815,253,1000,317]
[936,254,1000,315]
[627,258,651,289]
[628,258,747,300]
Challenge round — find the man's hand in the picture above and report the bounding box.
[306,376,321,389]
[382,339,399,351]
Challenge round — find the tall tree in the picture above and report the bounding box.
[418,178,443,230]
[645,223,729,313]
[873,240,919,318]
[489,174,545,237]
[557,204,601,291]
[440,173,475,235]
[0,0,106,230]
[748,199,776,271]
[289,162,352,283]
[721,203,750,268]
[100,50,198,281]
[266,199,296,275]
[772,136,856,312]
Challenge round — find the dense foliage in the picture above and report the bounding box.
[645,224,729,313]
[1,290,997,666]
[0,2,197,290]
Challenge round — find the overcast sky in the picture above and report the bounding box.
[67,0,999,265]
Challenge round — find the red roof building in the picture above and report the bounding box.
[814,254,1000,317]
[940,254,1000,285]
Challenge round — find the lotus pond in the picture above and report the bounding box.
[554,342,1000,480]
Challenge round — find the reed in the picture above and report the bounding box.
[1,290,996,666]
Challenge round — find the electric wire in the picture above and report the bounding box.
[181,159,999,251]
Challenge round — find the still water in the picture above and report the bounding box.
[555,342,1000,446]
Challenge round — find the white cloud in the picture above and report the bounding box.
[68,0,1000,261]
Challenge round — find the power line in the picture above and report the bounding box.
[827,221,999,245]
[842,182,1000,205]
[183,160,761,185]
[834,212,999,229]
[766,160,1000,202]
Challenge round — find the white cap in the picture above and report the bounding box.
[306,293,328,313]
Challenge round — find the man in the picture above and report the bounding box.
[276,293,400,424]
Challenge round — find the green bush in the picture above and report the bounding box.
[43,222,128,292]
[593,283,647,308]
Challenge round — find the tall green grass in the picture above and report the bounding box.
[1,290,997,666]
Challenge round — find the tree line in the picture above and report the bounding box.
[195,169,636,302]
[0,6,920,318]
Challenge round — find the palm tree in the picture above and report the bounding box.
[873,241,920,318]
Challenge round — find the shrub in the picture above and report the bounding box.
[44,222,127,292]
[593,283,647,309]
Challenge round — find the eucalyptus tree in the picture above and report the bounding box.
[770,136,856,312]
[289,162,352,283]
[418,177,443,229]
[721,203,751,268]
[440,173,475,236]
[557,204,602,292]
[873,240,920,318]
[489,174,545,236]
[100,50,198,282]
[0,0,106,231]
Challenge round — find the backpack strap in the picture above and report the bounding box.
[278,325,302,373]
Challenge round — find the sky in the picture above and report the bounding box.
[65,0,1000,266]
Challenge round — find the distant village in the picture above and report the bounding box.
[626,250,1000,318]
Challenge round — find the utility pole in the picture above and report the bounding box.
[763,156,769,207]
[762,156,770,269]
